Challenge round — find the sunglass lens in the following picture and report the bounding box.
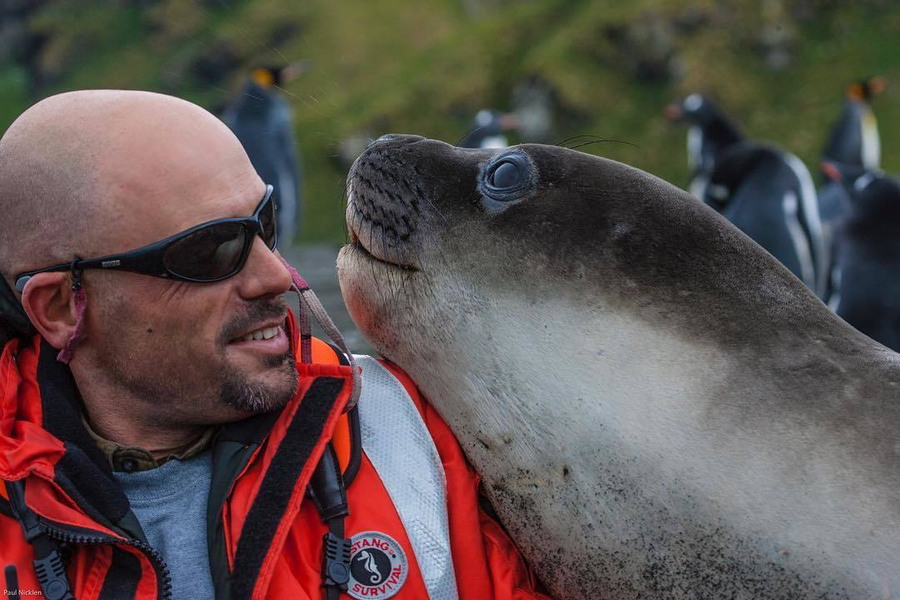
[259,194,277,249]
[163,222,248,280]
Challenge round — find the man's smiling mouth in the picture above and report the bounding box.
[235,326,281,342]
[226,315,289,352]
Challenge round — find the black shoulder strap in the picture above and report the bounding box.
[230,376,346,600]
[308,444,351,600]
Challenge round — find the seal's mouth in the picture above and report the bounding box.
[347,214,419,272]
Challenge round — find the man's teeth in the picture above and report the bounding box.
[238,326,280,342]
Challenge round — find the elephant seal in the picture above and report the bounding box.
[336,135,900,599]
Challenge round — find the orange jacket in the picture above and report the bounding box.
[0,312,551,600]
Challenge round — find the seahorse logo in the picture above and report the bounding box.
[358,550,383,584]
[348,531,409,600]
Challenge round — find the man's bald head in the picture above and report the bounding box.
[0,90,257,283]
[0,89,297,448]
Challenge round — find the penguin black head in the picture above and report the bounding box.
[664,94,745,145]
[251,66,282,88]
[850,174,900,220]
[846,76,887,102]
[249,61,311,89]
[821,160,876,199]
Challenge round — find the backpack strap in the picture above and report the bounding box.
[4,480,74,600]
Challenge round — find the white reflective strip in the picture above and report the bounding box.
[354,355,460,600]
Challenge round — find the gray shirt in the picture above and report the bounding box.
[115,451,215,600]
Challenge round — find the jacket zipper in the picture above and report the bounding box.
[41,522,173,600]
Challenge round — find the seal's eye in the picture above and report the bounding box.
[479,151,535,209]
[489,161,522,189]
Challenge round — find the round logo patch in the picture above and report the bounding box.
[347,531,409,600]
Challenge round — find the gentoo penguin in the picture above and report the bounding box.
[830,172,900,351]
[222,66,303,248]
[666,94,826,296]
[458,109,520,149]
[664,93,744,202]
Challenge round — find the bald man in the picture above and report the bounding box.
[0,91,550,600]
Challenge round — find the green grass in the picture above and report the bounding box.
[3,0,899,242]
[0,64,29,132]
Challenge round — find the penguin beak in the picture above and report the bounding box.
[820,161,843,183]
[663,103,683,121]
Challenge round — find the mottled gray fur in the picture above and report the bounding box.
[338,135,900,600]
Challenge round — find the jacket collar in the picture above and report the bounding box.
[0,309,350,531]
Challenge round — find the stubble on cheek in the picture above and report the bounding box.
[88,282,229,414]
[219,350,298,413]
[92,280,300,420]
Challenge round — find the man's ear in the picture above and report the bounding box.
[20,273,78,350]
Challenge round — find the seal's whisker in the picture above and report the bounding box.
[352,204,368,248]
[339,184,355,244]
[556,134,605,149]
[456,127,485,147]
[568,139,640,151]
[420,195,449,227]
[554,135,640,151]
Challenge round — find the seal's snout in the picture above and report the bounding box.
[345,135,432,271]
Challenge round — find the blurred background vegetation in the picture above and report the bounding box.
[1,0,898,243]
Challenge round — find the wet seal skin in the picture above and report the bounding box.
[337,135,900,600]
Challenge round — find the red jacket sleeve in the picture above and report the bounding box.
[379,361,554,600]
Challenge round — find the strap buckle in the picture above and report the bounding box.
[322,532,351,589]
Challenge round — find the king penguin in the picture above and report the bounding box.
[222,66,303,248]
[818,77,886,302]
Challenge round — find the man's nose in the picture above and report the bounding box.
[235,235,292,299]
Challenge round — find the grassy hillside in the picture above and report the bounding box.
[1,0,898,242]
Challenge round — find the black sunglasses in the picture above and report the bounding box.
[15,185,277,292]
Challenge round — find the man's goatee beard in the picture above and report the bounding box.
[220,351,298,413]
